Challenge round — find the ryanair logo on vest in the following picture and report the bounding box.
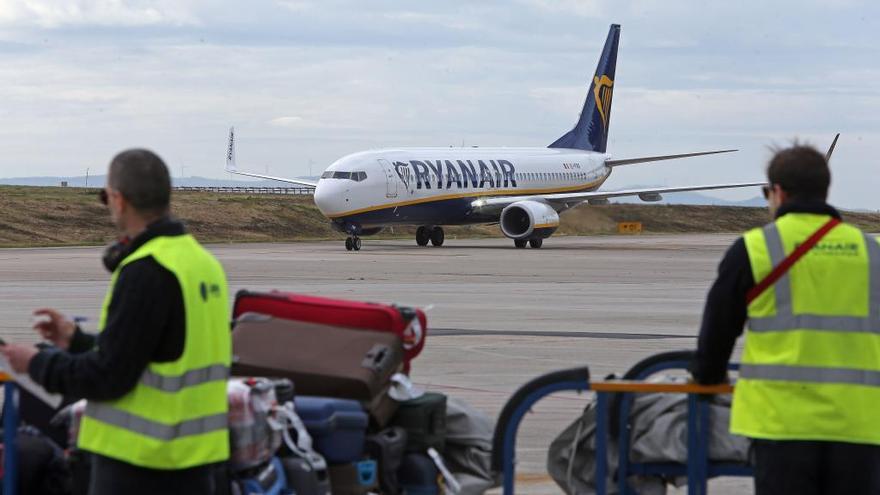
[593,74,613,131]
[794,240,859,257]
[393,159,518,190]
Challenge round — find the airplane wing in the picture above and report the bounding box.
[605,149,737,167]
[224,127,318,188]
[472,181,766,212]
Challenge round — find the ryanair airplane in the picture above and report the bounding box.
[225,24,762,250]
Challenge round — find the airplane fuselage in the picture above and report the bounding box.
[312,147,611,234]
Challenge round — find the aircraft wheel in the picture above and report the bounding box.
[416,227,430,246]
[514,239,527,249]
[529,238,543,249]
[345,237,353,251]
[353,237,362,251]
[430,227,445,247]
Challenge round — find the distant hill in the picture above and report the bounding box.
[0,176,763,206]
[2,184,880,248]
[609,184,765,207]
[0,175,319,188]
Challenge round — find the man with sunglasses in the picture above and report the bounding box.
[690,143,880,494]
[1,149,230,494]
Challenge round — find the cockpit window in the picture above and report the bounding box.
[320,171,367,181]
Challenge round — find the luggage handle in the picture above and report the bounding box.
[362,344,394,374]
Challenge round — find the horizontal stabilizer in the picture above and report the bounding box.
[606,149,737,167]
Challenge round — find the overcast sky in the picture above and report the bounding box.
[0,1,878,207]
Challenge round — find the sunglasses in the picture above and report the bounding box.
[761,185,771,199]
[99,189,108,205]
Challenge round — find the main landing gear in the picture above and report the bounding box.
[345,236,362,251]
[514,238,543,249]
[416,226,445,247]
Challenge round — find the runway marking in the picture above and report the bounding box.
[431,328,691,339]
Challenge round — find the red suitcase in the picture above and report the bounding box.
[233,290,427,371]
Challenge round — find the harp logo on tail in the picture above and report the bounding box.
[593,75,614,130]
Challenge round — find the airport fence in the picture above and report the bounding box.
[174,186,314,195]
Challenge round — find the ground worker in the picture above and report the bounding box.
[0,149,231,494]
[691,143,880,493]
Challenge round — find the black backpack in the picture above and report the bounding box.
[1,425,72,495]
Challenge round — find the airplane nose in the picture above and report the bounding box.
[313,181,332,214]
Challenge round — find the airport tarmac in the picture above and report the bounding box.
[0,234,749,493]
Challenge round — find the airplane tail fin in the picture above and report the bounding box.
[548,23,620,153]
[226,127,236,172]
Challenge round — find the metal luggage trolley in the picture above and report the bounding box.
[1,373,19,495]
[491,351,753,495]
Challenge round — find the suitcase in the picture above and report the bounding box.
[328,459,379,495]
[233,457,289,495]
[294,396,369,464]
[366,427,408,495]
[232,313,404,402]
[280,455,331,495]
[398,453,442,495]
[391,392,448,453]
[233,290,427,371]
[227,378,283,471]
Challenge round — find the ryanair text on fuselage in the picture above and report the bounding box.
[393,159,518,190]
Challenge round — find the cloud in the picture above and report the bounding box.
[516,0,605,17]
[0,1,878,207]
[270,116,305,127]
[0,0,199,28]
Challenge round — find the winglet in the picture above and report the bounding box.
[226,127,236,172]
[826,133,840,162]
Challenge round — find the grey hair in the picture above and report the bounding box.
[107,149,172,217]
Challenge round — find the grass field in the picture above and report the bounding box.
[3,185,880,247]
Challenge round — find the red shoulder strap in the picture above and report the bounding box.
[746,218,842,305]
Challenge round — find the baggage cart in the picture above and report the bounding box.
[1,373,18,495]
[491,351,753,494]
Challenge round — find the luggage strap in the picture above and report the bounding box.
[746,218,841,305]
[275,403,328,472]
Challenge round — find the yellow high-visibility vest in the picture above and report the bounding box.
[733,213,880,445]
[78,234,231,468]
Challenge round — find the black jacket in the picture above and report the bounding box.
[29,218,187,399]
[690,201,843,384]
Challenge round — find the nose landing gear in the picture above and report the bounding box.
[345,236,362,251]
[416,226,445,247]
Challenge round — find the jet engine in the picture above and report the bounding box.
[500,200,559,240]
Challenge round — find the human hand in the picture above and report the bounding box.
[0,343,39,374]
[32,308,76,350]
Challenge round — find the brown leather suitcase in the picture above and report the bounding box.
[231,313,403,420]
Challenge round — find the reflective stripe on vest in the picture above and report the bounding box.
[740,363,880,387]
[85,402,228,442]
[140,364,229,393]
[748,223,880,333]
